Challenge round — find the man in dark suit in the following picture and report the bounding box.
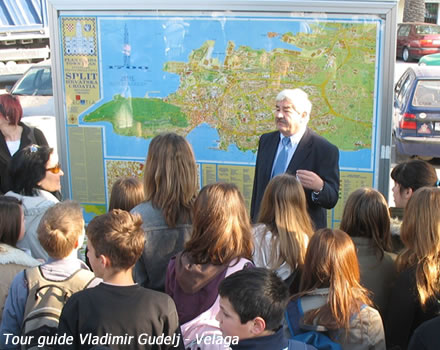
[250,88,340,229]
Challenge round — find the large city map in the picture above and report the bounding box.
[60,14,382,225]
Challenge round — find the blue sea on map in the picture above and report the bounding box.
[83,118,371,169]
[80,16,376,170]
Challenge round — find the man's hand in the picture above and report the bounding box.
[296,169,324,192]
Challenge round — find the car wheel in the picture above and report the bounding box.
[403,47,412,62]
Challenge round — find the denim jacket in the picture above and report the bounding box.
[131,201,191,292]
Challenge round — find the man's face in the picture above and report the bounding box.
[275,98,307,137]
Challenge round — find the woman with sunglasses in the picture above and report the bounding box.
[0,94,48,195]
[5,144,63,261]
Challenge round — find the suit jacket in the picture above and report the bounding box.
[250,128,340,229]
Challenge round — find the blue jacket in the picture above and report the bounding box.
[231,328,315,350]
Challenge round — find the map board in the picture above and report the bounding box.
[53,6,394,226]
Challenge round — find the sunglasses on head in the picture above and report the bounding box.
[46,163,62,174]
[29,144,40,153]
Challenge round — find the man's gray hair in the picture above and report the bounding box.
[276,89,312,122]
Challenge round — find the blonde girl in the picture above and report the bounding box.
[254,174,313,281]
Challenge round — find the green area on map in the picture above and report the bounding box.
[83,95,188,137]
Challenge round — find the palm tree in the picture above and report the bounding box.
[403,0,425,22]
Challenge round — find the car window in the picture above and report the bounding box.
[395,71,408,94]
[12,67,53,96]
[415,25,440,34]
[412,80,440,107]
[398,25,410,36]
[397,71,414,105]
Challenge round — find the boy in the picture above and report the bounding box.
[216,268,315,350]
[57,209,184,350]
[0,201,98,349]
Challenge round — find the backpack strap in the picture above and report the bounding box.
[286,298,304,336]
[25,266,95,292]
[23,266,95,319]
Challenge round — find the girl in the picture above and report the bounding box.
[386,187,440,350]
[286,228,385,350]
[108,176,144,212]
[131,133,198,292]
[0,196,39,322]
[340,188,396,317]
[166,183,253,349]
[253,174,313,283]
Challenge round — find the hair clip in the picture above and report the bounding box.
[436,180,440,187]
[29,144,39,153]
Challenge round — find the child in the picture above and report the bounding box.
[166,183,253,349]
[85,176,144,268]
[286,228,385,350]
[57,209,184,350]
[0,200,98,349]
[0,196,39,323]
[339,188,396,318]
[108,176,144,212]
[132,133,198,292]
[253,174,313,283]
[216,267,314,350]
[386,187,440,350]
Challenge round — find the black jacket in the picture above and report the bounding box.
[250,128,340,229]
[0,123,48,194]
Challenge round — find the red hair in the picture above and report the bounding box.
[0,94,23,125]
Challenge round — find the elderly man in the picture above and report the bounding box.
[250,88,340,229]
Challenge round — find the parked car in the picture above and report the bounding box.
[393,66,440,158]
[396,22,440,62]
[8,60,54,117]
[419,52,440,66]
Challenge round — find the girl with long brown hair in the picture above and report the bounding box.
[285,228,385,350]
[386,187,440,350]
[166,182,253,349]
[131,132,198,292]
[253,174,313,282]
[339,187,396,317]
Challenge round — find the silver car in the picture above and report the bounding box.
[9,60,54,117]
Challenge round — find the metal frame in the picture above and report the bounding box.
[48,0,398,201]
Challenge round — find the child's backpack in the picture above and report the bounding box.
[21,266,95,350]
[285,298,342,350]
